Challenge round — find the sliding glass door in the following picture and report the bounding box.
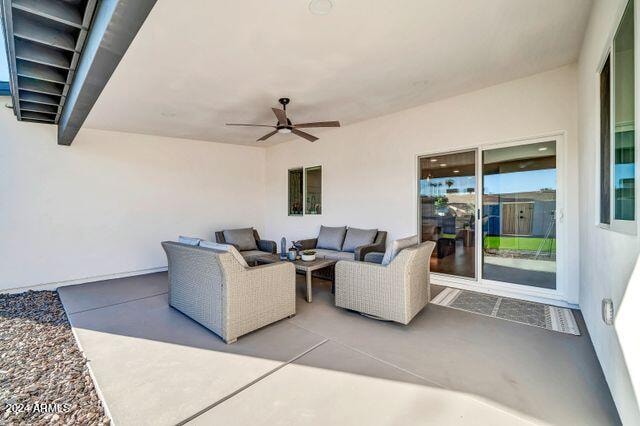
[481,141,557,290]
[418,138,560,293]
[419,150,477,279]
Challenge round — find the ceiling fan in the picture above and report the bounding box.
[226,98,340,142]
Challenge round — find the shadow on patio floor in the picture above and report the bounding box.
[57,272,620,426]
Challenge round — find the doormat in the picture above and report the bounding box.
[431,288,580,335]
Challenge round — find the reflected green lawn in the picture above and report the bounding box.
[484,236,556,253]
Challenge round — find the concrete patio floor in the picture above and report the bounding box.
[57,272,620,425]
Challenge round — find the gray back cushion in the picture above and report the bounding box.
[342,228,378,252]
[199,240,249,267]
[316,226,347,251]
[178,235,201,246]
[382,235,419,266]
[222,228,257,251]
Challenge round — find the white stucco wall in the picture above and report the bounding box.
[577,0,640,423]
[0,103,266,291]
[264,64,580,304]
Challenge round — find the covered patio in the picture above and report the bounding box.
[57,273,617,425]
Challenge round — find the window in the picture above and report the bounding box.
[305,166,322,214]
[600,56,611,225]
[613,0,635,222]
[288,168,304,216]
[599,0,635,231]
[287,166,322,215]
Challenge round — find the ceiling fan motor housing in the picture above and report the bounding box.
[278,98,290,108]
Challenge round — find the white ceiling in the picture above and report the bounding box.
[84,0,593,146]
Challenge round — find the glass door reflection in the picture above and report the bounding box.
[419,150,476,279]
[481,141,557,289]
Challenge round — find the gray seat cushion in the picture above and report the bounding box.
[240,250,267,263]
[223,228,257,251]
[316,226,347,251]
[178,235,201,246]
[342,228,378,252]
[314,249,355,261]
[363,252,385,264]
[199,240,249,267]
[382,235,418,266]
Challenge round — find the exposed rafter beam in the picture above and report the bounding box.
[57,0,157,146]
[1,0,98,124]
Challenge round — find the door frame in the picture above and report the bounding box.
[415,131,569,306]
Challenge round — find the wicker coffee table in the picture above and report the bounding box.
[256,254,336,303]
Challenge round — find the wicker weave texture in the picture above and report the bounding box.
[162,242,295,343]
[334,242,435,324]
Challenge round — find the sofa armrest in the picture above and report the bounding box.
[225,261,296,341]
[296,238,317,250]
[257,239,277,254]
[354,240,386,261]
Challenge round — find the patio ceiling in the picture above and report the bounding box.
[83,0,593,146]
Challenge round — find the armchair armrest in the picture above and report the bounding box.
[296,238,317,250]
[335,260,390,290]
[354,240,386,261]
[334,260,404,321]
[257,239,277,253]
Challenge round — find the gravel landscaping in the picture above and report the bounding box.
[0,291,110,425]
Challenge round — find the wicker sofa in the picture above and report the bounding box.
[335,241,436,324]
[214,228,276,264]
[297,226,387,262]
[161,241,295,343]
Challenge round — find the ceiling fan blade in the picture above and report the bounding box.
[226,123,276,128]
[272,108,287,125]
[293,121,340,128]
[292,128,318,142]
[257,130,279,141]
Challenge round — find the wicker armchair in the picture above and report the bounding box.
[162,241,295,343]
[215,228,277,264]
[334,241,436,325]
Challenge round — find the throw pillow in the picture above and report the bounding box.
[199,240,249,267]
[381,235,418,266]
[316,226,347,251]
[222,228,257,251]
[341,228,378,252]
[178,235,201,246]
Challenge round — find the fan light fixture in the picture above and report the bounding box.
[309,0,333,15]
[225,98,341,142]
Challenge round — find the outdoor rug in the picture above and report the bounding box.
[431,287,580,335]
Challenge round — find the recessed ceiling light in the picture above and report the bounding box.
[453,170,460,173]
[430,158,438,162]
[440,164,447,167]
[309,0,333,15]
[538,147,548,151]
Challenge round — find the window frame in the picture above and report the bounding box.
[597,0,637,235]
[287,167,304,216]
[286,165,323,216]
[304,165,322,215]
